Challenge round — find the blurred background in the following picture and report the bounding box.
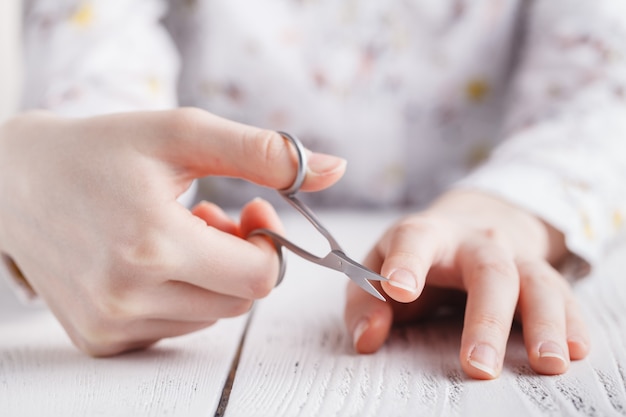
[0,0,22,122]
[0,0,27,310]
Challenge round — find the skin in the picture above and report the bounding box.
[344,190,590,379]
[0,108,346,356]
[0,108,590,379]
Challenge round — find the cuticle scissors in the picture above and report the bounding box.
[250,132,389,301]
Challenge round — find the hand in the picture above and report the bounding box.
[344,190,590,379]
[0,109,346,356]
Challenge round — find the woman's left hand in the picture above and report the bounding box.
[344,190,590,379]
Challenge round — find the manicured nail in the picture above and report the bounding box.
[307,153,347,176]
[352,318,369,351]
[468,344,498,377]
[566,336,590,360]
[538,341,567,364]
[388,269,418,293]
[567,336,588,351]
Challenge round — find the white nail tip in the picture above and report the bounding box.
[539,351,567,363]
[468,359,497,377]
[387,280,417,293]
[353,320,369,350]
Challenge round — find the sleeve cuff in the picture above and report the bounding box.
[455,107,626,273]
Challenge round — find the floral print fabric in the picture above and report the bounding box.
[20,0,626,266]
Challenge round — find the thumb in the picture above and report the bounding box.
[136,108,347,192]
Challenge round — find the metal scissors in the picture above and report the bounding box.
[251,132,389,301]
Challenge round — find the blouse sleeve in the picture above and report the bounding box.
[456,0,626,268]
[21,0,180,116]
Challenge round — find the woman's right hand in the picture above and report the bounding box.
[0,108,346,356]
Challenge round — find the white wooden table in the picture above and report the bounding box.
[1,211,626,417]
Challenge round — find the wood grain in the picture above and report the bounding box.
[0,309,247,416]
[225,212,626,417]
[1,211,625,416]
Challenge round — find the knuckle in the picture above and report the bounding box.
[123,239,166,272]
[385,250,426,271]
[63,285,144,357]
[91,290,140,324]
[528,317,562,336]
[112,229,174,280]
[394,215,440,236]
[249,278,274,299]
[244,129,287,167]
[76,336,123,357]
[87,276,149,326]
[518,260,567,292]
[71,334,103,357]
[476,227,509,249]
[390,214,452,247]
[248,271,277,299]
[518,264,547,287]
[242,250,281,299]
[474,313,511,335]
[471,258,517,283]
[71,318,132,357]
[479,227,500,241]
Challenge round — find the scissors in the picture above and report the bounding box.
[250,132,389,301]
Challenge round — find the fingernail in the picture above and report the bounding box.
[388,269,418,293]
[307,153,347,176]
[567,336,589,352]
[352,318,369,351]
[468,344,498,377]
[538,341,567,364]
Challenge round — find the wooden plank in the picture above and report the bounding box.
[225,211,626,417]
[0,301,246,417]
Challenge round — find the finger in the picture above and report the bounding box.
[239,197,286,268]
[156,202,280,300]
[120,109,347,192]
[347,239,463,354]
[517,260,569,375]
[564,295,591,361]
[78,319,217,357]
[458,240,519,379]
[360,244,463,326]
[344,280,394,354]
[378,216,450,303]
[132,280,254,322]
[191,200,239,236]
[239,197,284,239]
[192,197,283,246]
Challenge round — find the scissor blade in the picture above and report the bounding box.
[326,251,389,301]
[352,276,388,301]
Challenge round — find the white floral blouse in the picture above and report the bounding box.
[19,0,626,267]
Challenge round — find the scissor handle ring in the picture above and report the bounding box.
[277,131,308,196]
[249,228,287,287]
